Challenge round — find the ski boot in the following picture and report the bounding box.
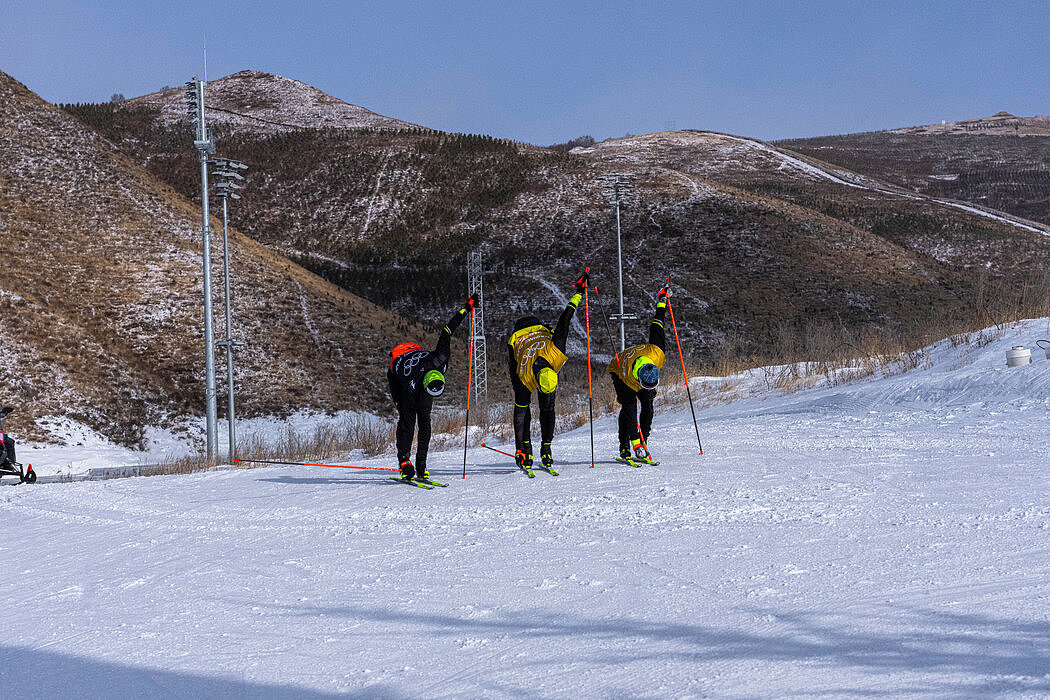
[540,442,558,475]
[515,450,535,478]
[617,444,641,467]
[398,458,415,480]
[631,439,658,466]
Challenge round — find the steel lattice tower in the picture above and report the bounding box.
[467,251,488,402]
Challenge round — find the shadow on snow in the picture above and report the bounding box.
[0,644,409,700]
[262,602,1050,696]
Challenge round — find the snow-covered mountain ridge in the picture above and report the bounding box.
[780,116,1050,227]
[126,70,420,133]
[70,73,1050,389]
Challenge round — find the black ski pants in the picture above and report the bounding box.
[611,374,656,449]
[509,359,556,455]
[394,395,433,473]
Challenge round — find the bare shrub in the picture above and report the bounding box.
[237,414,395,464]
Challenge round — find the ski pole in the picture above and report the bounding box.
[584,277,595,468]
[664,280,703,455]
[462,304,475,480]
[591,286,649,454]
[480,442,515,459]
[233,458,398,472]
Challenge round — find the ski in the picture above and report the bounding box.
[417,476,448,487]
[520,465,536,478]
[389,476,433,489]
[541,462,559,476]
[615,457,644,468]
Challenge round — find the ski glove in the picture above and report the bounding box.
[467,293,479,309]
[575,272,589,293]
[658,286,670,300]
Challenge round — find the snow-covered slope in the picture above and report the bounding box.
[2,321,1049,697]
[580,130,1050,236]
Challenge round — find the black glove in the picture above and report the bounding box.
[658,286,669,300]
[575,272,589,294]
[467,293,479,309]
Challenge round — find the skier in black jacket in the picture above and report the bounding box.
[506,272,587,473]
[387,295,476,481]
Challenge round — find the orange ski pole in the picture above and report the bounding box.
[462,305,475,479]
[584,273,595,468]
[234,458,398,472]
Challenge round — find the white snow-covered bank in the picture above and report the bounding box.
[1,321,1049,698]
[16,409,387,478]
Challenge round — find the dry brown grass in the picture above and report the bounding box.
[237,415,395,463]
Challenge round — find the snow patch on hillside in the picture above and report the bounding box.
[127,70,420,133]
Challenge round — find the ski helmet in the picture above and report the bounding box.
[636,361,660,389]
[423,370,445,397]
[537,367,559,394]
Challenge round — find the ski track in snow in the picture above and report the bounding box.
[734,135,1050,237]
[361,152,389,237]
[296,281,323,351]
[2,321,1050,697]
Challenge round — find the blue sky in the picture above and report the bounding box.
[3,1,1048,144]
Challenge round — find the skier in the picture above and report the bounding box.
[387,295,476,482]
[607,286,668,464]
[506,271,587,474]
[0,406,13,468]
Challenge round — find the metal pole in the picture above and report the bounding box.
[467,251,488,403]
[221,196,236,461]
[194,81,218,459]
[615,196,625,351]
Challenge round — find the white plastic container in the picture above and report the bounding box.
[1006,346,1032,367]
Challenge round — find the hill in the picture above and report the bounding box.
[66,75,1050,374]
[0,69,446,447]
[777,113,1050,225]
[125,69,420,133]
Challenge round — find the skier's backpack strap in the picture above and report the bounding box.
[390,342,422,370]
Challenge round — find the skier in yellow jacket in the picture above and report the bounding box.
[608,286,668,464]
[506,272,587,473]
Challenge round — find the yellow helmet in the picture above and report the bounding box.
[537,367,559,394]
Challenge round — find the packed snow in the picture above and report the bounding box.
[2,320,1049,697]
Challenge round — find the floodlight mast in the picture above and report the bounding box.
[187,77,218,459]
[599,174,637,351]
[211,158,247,462]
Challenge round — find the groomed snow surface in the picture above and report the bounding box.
[2,320,1049,698]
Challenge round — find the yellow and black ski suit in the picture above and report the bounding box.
[506,294,581,457]
[608,300,667,451]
